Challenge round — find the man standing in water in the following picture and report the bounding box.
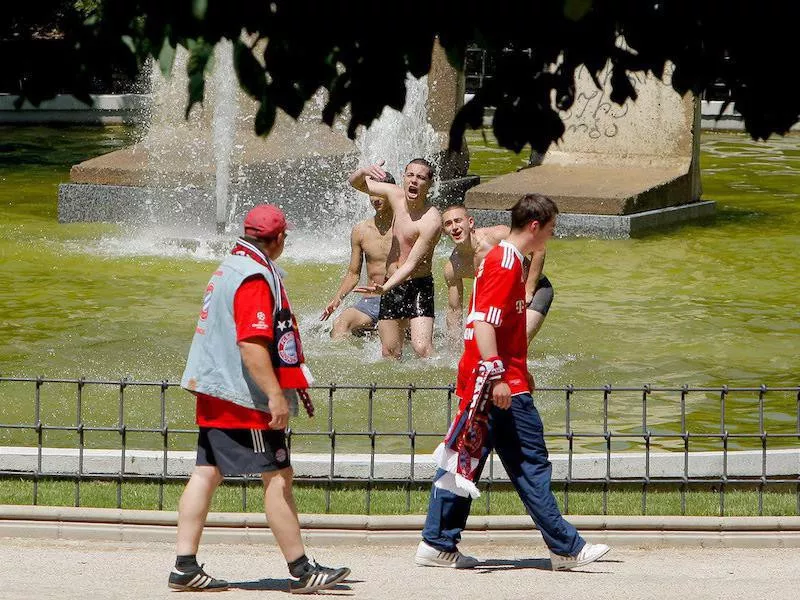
[173,204,351,593]
[415,194,610,571]
[440,204,553,347]
[320,173,395,339]
[348,158,441,358]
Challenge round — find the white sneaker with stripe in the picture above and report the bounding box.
[550,542,611,571]
[414,540,479,568]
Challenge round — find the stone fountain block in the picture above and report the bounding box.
[465,62,713,237]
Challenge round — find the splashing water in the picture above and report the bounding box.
[356,75,441,195]
[211,39,238,231]
[98,40,442,262]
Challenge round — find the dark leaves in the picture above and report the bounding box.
[254,95,276,136]
[5,0,800,149]
[233,39,266,100]
[609,67,637,106]
[185,38,213,119]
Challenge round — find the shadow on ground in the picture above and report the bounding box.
[229,577,354,594]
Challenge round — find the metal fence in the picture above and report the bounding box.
[0,377,798,515]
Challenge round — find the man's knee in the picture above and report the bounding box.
[330,316,351,339]
[410,338,433,357]
[191,465,223,486]
[381,342,402,359]
[262,466,294,487]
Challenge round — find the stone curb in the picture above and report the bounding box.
[4,446,799,480]
[4,505,800,531]
[2,506,800,548]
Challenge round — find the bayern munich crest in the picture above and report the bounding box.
[277,331,299,364]
[199,282,214,320]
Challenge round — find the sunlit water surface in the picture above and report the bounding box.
[1,126,798,451]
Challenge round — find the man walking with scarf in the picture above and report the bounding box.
[171,204,350,593]
[416,194,610,571]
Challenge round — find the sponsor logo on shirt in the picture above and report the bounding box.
[516,299,525,314]
[251,310,269,330]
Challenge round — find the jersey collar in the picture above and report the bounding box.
[498,239,524,264]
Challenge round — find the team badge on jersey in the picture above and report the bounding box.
[277,331,299,364]
[199,282,214,320]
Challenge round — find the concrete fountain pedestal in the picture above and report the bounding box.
[466,63,714,238]
[57,39,477,231]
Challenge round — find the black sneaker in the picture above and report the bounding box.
[288,559,350,594]
[168,564,229,592]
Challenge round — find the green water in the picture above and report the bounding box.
[0,125,798,452]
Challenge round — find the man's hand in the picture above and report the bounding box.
[320,297,341,320]
[363,160,387,181]
[491,380,512,410]
[268,392,290,430]
[353,282,385,295]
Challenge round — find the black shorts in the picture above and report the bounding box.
[196,427,290,476]
[379,274,435,320]
[526,274,554,315]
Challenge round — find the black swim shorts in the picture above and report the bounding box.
[379,274,435,320]
[196,427,290,476]
[526,274,554,315]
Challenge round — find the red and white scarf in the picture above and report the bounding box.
[433,357,505,498]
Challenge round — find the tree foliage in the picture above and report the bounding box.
[2,1,798,153]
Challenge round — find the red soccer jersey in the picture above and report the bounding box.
[195,276,276,429]
[456,240,530,401]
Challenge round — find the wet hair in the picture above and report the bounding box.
[379,172,396,185]
[510,194,559,230]
[405,158,435,180]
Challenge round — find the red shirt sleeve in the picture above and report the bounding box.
[233,276,274,342]
[472,251,519,327]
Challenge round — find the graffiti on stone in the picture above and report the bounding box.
[561,65,649,140]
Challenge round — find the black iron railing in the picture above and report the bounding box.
[0,377,798,515]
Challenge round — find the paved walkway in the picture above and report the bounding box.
[1,537,798,600]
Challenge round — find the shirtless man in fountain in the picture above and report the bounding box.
[348,158,441,359]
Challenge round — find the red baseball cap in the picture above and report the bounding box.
[243,204,291,238]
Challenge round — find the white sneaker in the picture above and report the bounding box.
[414,540,479,568]
[550,542,610,571]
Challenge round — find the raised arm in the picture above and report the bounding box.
[320,225,364,320]
[349,162,407,217]
[444,259,464,344]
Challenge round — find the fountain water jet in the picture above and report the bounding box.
[58,38,474,251]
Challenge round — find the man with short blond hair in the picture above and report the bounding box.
[441,204,553,347]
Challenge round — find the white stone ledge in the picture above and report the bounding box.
[1,447,797,481]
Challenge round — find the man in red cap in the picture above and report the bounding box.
[172,204,351,593]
